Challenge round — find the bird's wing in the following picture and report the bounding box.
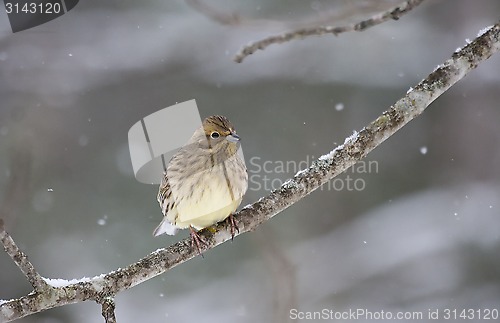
[157,171,170,208]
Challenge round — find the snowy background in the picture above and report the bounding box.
[1,0,499,322]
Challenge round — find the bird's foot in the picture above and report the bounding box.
[226,213,240,241]
[189,226,208,256]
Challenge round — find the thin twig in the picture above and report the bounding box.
[0,220,49,292]
[185,0,406,32]
[1,21,499,322]
[234,0,426,63]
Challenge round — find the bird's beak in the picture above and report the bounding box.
[226,132,240,142]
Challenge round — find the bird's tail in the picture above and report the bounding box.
[153,218,178,236]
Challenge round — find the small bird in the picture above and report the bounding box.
[154,115,248,250]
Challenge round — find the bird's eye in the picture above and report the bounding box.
[210,131,220,139]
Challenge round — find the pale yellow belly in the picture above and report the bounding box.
[175,197,241,230]
[171,175,241,230]
[164,154,246,231]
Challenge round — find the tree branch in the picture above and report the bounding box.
[234,0,426,63]
[100,297,117,323]
[1,21,499,323]
[0,219,49,292]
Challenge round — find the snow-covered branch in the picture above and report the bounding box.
[234,0,426,63]
[1,21,499,323]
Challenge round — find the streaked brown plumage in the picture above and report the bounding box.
[154,115,248,240]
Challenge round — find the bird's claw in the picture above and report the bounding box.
[189,226,208,257]
[227,213,239,241]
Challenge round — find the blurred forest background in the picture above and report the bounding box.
[1,0,499,322]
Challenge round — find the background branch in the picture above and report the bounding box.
[185,0,242,26]
[234,0,425,63]
[1,21,499,323]
[0,138,33,230]
[185,0,413,33]
[256,229,297,323]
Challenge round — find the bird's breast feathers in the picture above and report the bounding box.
[165,158,247,229]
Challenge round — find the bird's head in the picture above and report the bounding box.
[202,115,240,144]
